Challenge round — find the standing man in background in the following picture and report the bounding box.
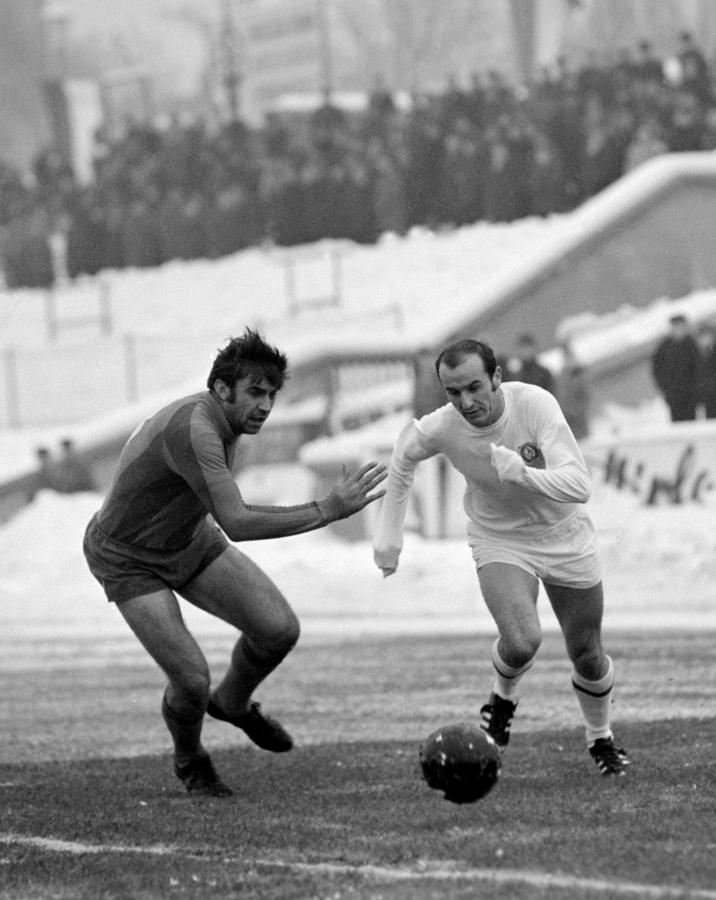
[374,338,629,777]
[53,438,96,493]
[557,342,591,440]
[500,332,555,394]
[651,314,699,422]
[84,329,386,798]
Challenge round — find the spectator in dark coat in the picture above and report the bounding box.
[677,31,711,105]
[500,333,555,395]
[624,118,668,171]
[695,323,716,419]
[666,90,706,151]
[634,40,664,88]
[53,439,97,493]
[556,343,591,440]
[651,314,699,422]
[27,446,54,501]
[412,347,447,418]
[531,132,570,215]
[368,142,408,236]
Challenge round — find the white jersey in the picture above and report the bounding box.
[373,382,593,566]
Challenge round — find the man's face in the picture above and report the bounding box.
[216,371,279,435]
[438,353,503,427]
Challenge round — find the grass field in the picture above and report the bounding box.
[1,631,715,900]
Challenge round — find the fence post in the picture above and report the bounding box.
[3,346,21,428]
[123,333,139,403]
[284,256,298,316]
[330,248,342,307]
[45,289,58,341]
[98,278,113,335]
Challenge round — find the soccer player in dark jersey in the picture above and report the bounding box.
[83,329,387,797]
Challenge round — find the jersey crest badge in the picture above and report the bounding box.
[518,443,545,468]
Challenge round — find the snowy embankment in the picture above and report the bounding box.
[1,464,714,646]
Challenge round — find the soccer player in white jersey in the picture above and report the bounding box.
[373,338,629,776]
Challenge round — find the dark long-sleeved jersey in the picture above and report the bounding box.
[96,391,325,549]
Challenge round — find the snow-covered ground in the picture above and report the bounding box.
[1,464,714,647]
[1,218,576,460]
[2,208,716,459]
[0,221,574,351]
[1,211,715,649]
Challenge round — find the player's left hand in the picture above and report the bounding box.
[374,547,400,577]
[490,443,525,483]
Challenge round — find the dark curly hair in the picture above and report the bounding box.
[207,328,288,393]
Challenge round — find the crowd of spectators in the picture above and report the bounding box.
[2,30,716,288]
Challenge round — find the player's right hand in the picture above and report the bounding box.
[318,461,387,521]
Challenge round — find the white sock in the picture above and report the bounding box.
[572,656,615,746]
[491,638,534,701]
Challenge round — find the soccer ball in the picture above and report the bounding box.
[419,722,502,804]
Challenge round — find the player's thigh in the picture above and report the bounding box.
[180,545,299,641]
[116,587,209,686]
[543,580,604,661]
[477,562,541,644]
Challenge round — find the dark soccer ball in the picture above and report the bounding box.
[419,722,502,804]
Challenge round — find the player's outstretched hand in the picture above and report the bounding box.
[318,461,387,522]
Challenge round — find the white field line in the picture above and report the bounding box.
[1,834,715,899]
[263,859,716,899]
[0,834,184,858]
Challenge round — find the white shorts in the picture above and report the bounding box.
[468,512,602,589]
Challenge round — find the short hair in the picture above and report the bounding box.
[435,338,498,379]
[207,329,288,391]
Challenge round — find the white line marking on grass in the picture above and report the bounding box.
[0,834,183,858]
[2,834,714,899]
[257,860,716,899]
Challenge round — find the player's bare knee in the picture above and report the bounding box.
[172,669,211,714]
[269,615,300,659]
[503,630,541,667]
[242,616,299,668]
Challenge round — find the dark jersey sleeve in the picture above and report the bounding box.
[163,403,329,541]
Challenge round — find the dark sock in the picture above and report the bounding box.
[161,691,205,767]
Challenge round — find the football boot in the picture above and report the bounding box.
[479,692,517,750]
[174,754,233,797]
[207,698,293,752]
[589,737,630,776]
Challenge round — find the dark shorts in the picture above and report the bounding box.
[83,514,230,603]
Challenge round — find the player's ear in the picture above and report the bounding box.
[492,366,503,391]
[214,379,232,400]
